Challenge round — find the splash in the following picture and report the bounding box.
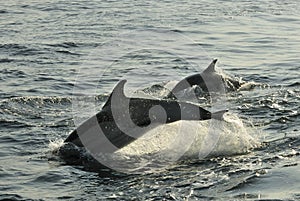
[206,113,261,157]
[48,138,65,154]
[118,112,261,159]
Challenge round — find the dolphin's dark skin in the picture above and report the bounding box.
[65,80,227,153]
[167,59,243,99]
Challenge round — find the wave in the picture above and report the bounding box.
[0,194,40,201]
[46,42,79,48]
[288,82,300,87]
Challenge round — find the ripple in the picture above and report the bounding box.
[0,194,42,201]
[0,0,299,199]
[0,58,15,63]
[0,10,8,14]
[0,69,27,78]
[288,82,300,87]
[0,119,34,128]
[46,42,79,48]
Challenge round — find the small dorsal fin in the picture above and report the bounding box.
[203,59,217,73]
[102,80,127,109]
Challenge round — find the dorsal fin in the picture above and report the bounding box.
[102,80,127,109]
[203,59,217,73]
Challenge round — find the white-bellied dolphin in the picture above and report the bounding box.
[166,59,244,99]
[65,80,227,153]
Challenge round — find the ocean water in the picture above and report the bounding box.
[0,0,299,200]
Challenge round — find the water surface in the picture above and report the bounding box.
[0,0,299,200]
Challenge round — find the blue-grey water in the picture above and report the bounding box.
[0,0,299,200]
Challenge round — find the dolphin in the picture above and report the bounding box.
[65,80,227,153]
[166,59,244,99]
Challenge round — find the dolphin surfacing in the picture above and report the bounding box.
[167,59,244,99]
[65,80,227,153]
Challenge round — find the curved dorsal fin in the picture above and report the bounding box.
[203,59,217,73]
[102,80,127,109]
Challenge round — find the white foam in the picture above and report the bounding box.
[48,138,65,154]
[118,113,261,159]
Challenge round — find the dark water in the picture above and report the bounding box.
[0,0,299,200]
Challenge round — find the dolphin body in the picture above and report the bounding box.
[65,80,227,153]
[166,59,244,99]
